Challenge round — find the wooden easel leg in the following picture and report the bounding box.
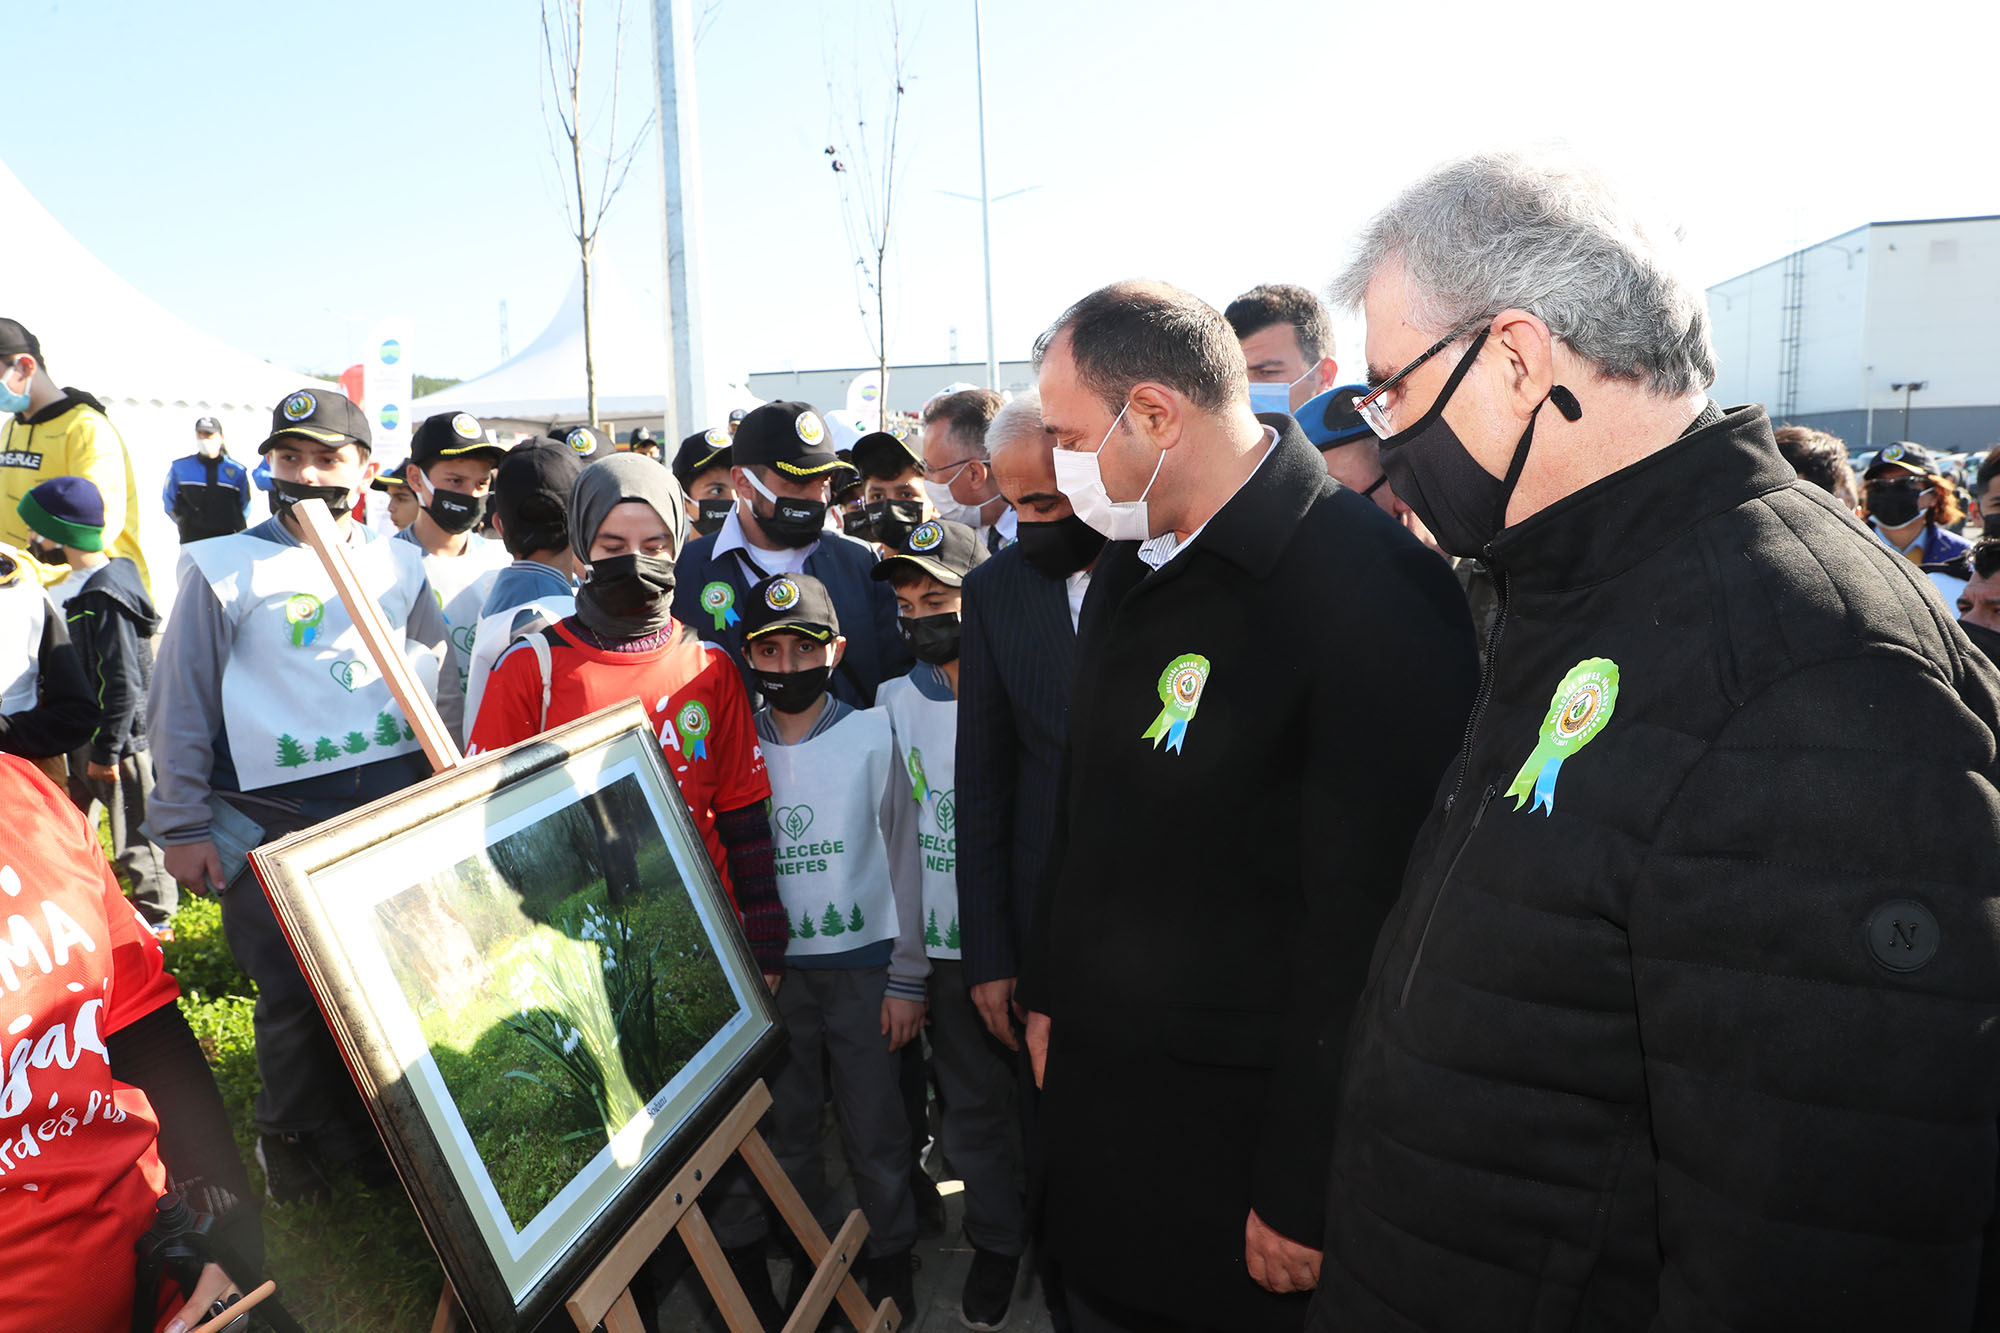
[430,1283,462,1333]
[741,1128,896,1332]
[679,1200,765,1333]
[601,1287,648,1333]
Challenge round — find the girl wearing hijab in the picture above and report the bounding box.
[468,453,786,984]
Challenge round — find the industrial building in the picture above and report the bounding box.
[1706,215,2000,452]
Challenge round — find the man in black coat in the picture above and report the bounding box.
[1019,281,1480,1332]
[1310,150,2000,1332]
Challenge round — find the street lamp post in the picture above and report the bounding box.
[1890,380,1927,440]
[973,0,996,391]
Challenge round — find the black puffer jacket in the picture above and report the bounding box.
[1311,405,2000,1332]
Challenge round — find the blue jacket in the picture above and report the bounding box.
[162,452,251,543]
[672,528,912,708]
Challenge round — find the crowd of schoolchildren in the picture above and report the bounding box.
[0,310,1040,1331]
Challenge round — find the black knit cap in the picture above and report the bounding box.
[871,518,989,587]
[732,400,844,478]
[740,572,841,642]
[260,387,371,454]
[0,318,41,360]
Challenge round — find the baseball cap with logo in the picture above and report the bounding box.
[492,440,586,549]
[851,429,924,480]
[260,388,372,454]
[1863,441,1937,479]
[740,572,841,642]
[871,518,989,588]
[0,319,42,361]
[408,411,504,467]
[370,460,411,493]
[732,400,844,478]
[194,415,223,436]
[561,425,609,459]
[673,427,733,488]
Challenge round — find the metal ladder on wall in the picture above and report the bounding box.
[1776,244,1806,419]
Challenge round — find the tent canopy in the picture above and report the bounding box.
[412,254,757,439]
[0,156,329,606]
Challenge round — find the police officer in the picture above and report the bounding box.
[162,415,252,543]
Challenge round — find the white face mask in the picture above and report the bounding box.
[923,461,988,529]
[1246,362,1323,417]
[1049,401,1164,542]
[196,435,223,459]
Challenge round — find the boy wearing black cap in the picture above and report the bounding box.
[17,476,172,934]
[851,428,932,550]
[371,461,420,531]
[672,426,736,537]
[398,411,510,742]
[148,386,447,1203]
[671,400,911,707]
[464,439,585,730]
[722,570,924,1318]
[163,414,252,544]
[872,519,1026,1328]
[0,317,150,589]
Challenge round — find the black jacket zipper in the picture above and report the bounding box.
[1399,782,1496,1009]
[1444,566,1510,817]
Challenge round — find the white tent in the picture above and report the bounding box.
[0,157,330,607]
[412,254,758,440]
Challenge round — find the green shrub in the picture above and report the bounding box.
[162,896,256,1002]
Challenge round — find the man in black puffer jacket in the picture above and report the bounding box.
[1310,150,2000,1332]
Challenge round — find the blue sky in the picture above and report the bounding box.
[7,0,1995,389]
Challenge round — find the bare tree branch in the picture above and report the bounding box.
[826,1,912,415]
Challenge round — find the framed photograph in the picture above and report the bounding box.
[249,700,782,1332]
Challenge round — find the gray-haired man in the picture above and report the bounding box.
[1310,151,2000,1331]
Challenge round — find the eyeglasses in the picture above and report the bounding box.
[1351,314,1492,440]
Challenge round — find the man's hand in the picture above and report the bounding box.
[86,759,119,783]
[764,971,784,996]
[1026,1010,1051,1089]
[1245,1208,1321,1294]
[971,978,1021,1050]
[164,840,225,896]
[881,996,925,1051]
[163,1261,239,1333]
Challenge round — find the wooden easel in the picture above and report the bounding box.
[294,501,898,1333]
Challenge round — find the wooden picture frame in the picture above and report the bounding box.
[249,700,782,1333]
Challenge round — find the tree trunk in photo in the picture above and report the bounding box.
[581,245,598,428]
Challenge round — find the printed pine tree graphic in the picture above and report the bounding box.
[944,916,961,950]
[788,914,798,940]
[402,719,416,740]
[847,904,864,933]
[313,736,341,762]
[798,910,817,939]
[924,909,942,949]
[275,734,310,768]
[373,712,403,747]
[820,903,848,937]
[342,730,371,755]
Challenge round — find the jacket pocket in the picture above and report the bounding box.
[1398,783,1495,1009]
[1160,1004,1286,1069]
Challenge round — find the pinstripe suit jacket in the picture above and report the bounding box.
[954,544,1078,987]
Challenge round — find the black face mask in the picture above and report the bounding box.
[1376,328,1580,559]
[841,508,873,539]
[1014,514,1106,579]
[1868,481,1928,529]
[752,495,828,548]
[693,497,732,536]
[425,487,485,534]
[271,477,354,518]
[901,611,962,665]
[864,498,924,549]
[576,552,677,638]
[1983,511,2000,540]
[26,538,67,567]
[753,665,833,714]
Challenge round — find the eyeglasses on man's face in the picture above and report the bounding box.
[1351,314,1491,440]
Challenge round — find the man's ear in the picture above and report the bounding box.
[1489,309,1559,420]
[829,635,848,669]
[1316,356,1339,390]
[1127,382,1185,451]
[360,456,382,484]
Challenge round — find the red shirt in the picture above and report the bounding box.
[467,620,770,901]
[0,755,182,1333]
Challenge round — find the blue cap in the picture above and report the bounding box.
[1296,384,1374,450]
